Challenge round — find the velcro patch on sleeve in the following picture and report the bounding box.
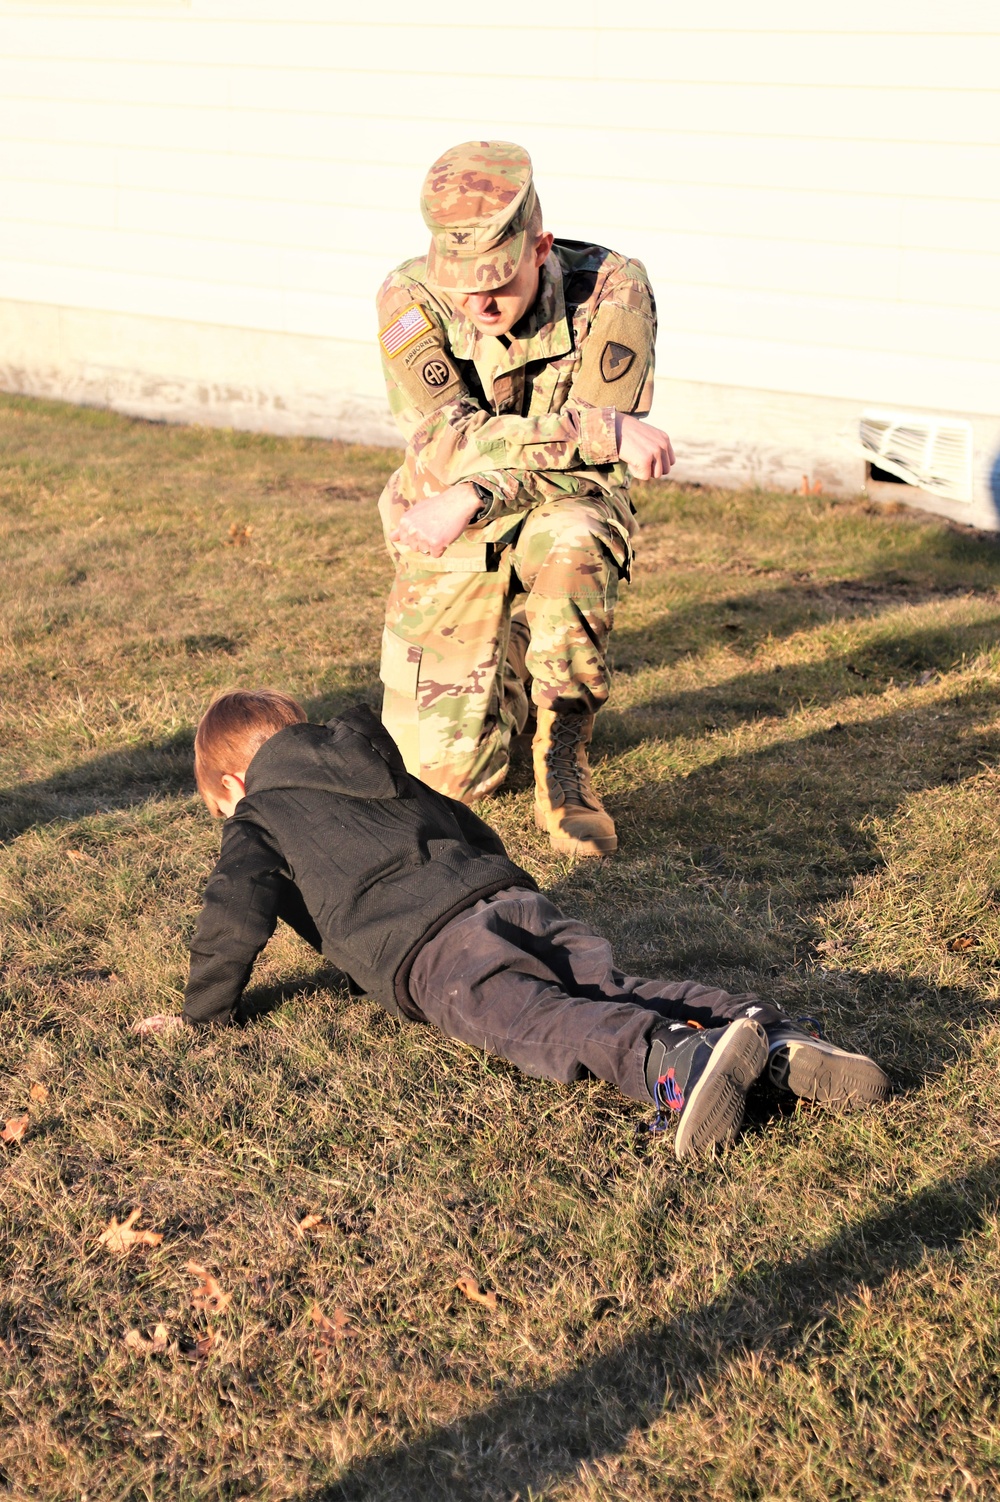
[572,304,654,412]
[395,333,466,416]
[379,302,434,359]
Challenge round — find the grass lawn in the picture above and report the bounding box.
[2,391,1000,1501]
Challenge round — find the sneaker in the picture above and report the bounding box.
[766,1020,890,1108]
[647,1017,769,1161]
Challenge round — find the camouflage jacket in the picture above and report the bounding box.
[376,240,657,522]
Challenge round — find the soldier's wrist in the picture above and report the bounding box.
[467,480,494,525]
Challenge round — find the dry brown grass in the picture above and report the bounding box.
[2,393,1000,1500]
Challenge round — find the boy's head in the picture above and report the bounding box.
[194,689,307,817]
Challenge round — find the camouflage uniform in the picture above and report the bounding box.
[376,141,656,803]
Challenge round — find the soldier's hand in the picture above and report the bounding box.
[616,414,675,480]
[390,483,484,558]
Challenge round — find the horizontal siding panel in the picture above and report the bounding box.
[1,4,997,421]
[5,206,999,314]
[11,177,1000,288]
[0,179,414,247]
[0,141,419,210]
[2,62,998,145]
[535,131,1000,205]
[4,145,1000,261]
[659,283,1000,364]
[5,256,996,415]
[2,219,994,367]
[0,257,376,342]
[186,0,1000,32]
[0,220,390,305]
[666,328,1000,414]
[1,107,996,208]
[3,18,1000,87]
[3,103,998,203]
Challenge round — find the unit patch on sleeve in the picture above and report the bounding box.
[389,325,465,415]
[573,302,654,412]
[379,302,434,359]
[600,341,636,383]
[421,357,453,389]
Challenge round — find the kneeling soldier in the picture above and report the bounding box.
[375,140,675,856]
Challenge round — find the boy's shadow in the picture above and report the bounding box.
[0,691,378,846]
[235,967,360,1025]
[317,1153,1000,1501]
[0,733,195,845]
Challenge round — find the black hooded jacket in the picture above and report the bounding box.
[183,704,536,1026]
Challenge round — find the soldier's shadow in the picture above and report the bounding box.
[316,1153,1000,1502]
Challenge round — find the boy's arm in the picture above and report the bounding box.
[182,820,289,1027]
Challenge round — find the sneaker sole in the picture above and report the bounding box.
[769,1039,891,1109]
[674,1018,768,1161]
[534,804,617,857]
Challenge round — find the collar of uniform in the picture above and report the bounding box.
[447,252,572,367]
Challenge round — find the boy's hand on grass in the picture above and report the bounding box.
[133,1013,186,1037]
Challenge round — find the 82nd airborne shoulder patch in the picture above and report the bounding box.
[379,302,433,359]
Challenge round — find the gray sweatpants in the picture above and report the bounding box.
[407,887,781,1104]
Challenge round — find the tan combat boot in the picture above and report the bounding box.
[532,708,617,857]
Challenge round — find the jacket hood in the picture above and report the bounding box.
[244,704,404,800]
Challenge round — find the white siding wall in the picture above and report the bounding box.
[1,0,999,523]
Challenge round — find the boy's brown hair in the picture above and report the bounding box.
[194,689,307,815]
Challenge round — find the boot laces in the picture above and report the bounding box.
[547,715,586,801]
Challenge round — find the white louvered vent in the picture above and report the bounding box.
[851,410,973,504]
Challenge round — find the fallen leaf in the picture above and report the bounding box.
[29,1082,48,1104]
[124,1322,170,1356]
[66,848,88,863]
[456,1271,498,1312]
[1,1115,29,1145]
[187,1262,232,1315]
[98,1208,164,1255]
[310,1303,356,1344]
[294,1213,334,1239]
[181,1330,215,1362]
[947,933,979,952]
[225,522,254,547]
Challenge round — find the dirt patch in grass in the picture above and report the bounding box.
[2,395,999,1499]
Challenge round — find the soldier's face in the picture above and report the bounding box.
[454,232,554,337]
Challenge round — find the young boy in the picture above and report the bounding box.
[137,691,890,1160]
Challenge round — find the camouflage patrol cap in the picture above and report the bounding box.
[421,140,539,294]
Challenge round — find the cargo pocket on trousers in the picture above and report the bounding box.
[380,626,422,698]
[604,517,634,584]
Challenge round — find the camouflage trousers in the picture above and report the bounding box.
[378,484,635,802]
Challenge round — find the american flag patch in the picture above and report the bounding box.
[379,302,433,358]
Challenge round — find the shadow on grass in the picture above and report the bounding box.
[605,681,1000,889]
[0,733,195,843]
[612,561,1000,676]
[236,967,361,1025]
[606,610,1000,748]
[318,1154,1000,1502]
[0,691,379,845]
